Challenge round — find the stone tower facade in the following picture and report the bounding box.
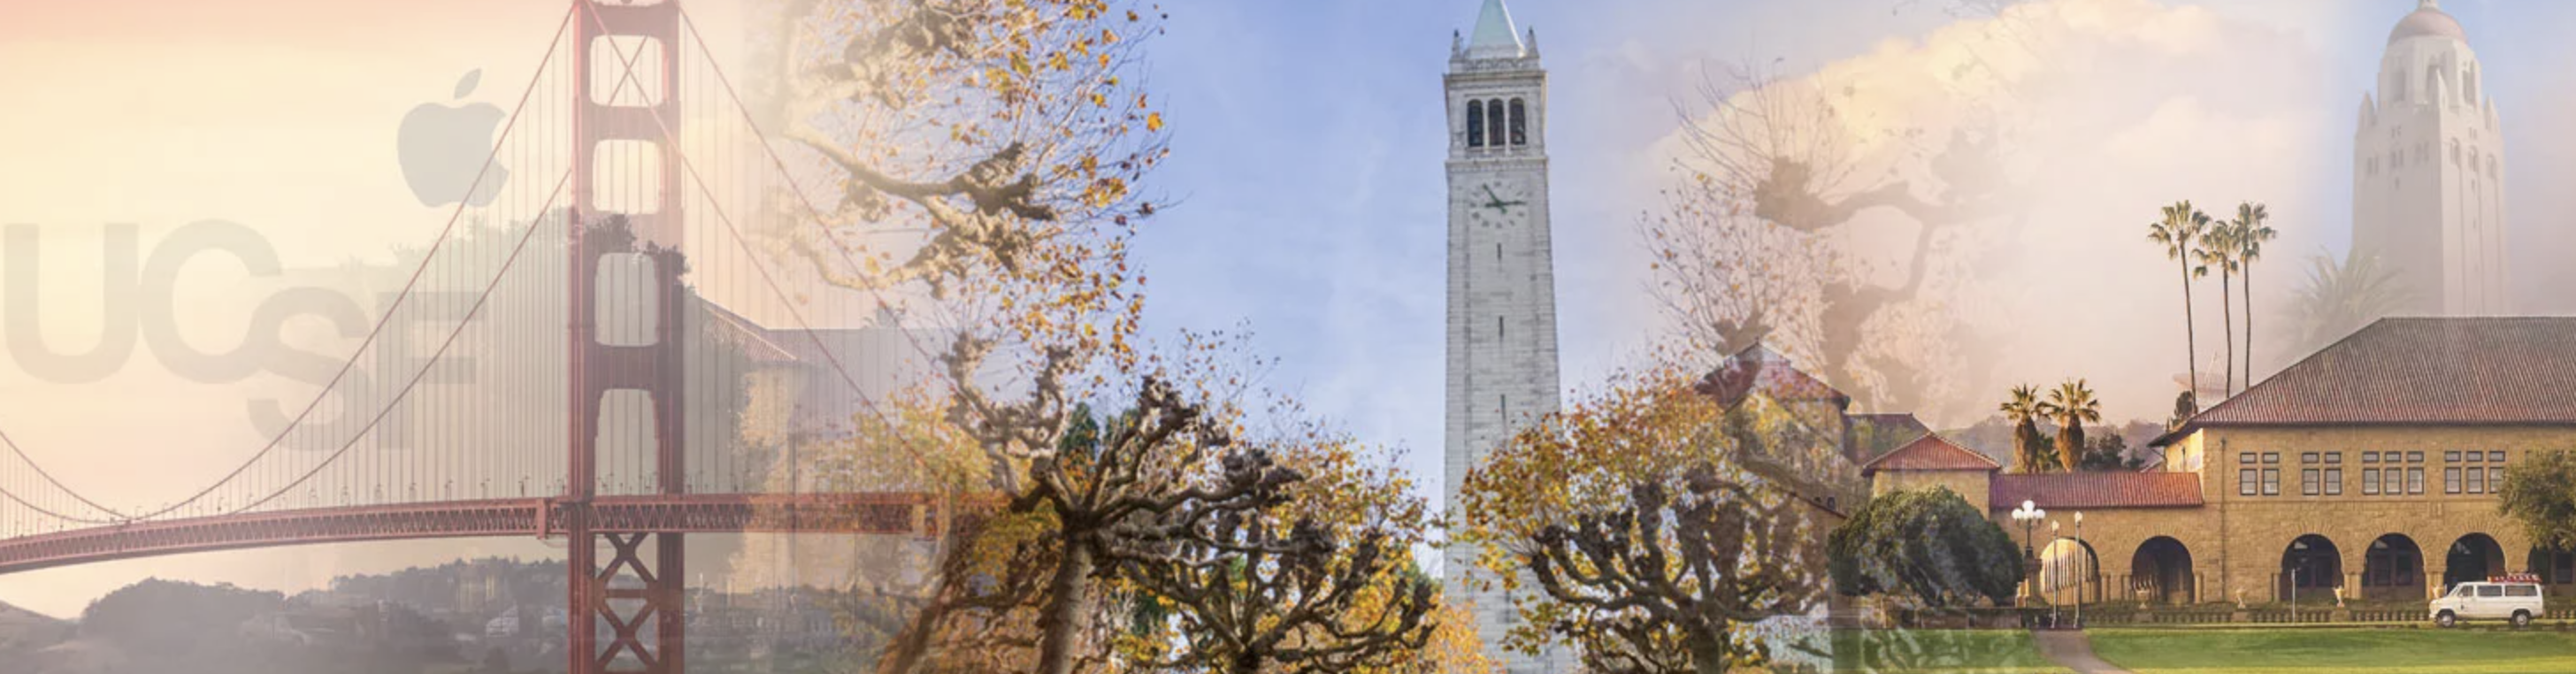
[1441,0,1568,671]
[2354,0,2506,315]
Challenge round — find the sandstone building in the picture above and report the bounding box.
[1863,318,2576,607]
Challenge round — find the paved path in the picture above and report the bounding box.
[2031,630,2133,674]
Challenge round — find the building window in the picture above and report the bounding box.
[2364,452,2380,463]
[2489,467,2503,492]
[2263,468,2281,495]
[2303,452,2319,463]
[2326,468,2343,495]
[1486,98,1506,149]
[2557,551,2576,585]
[2408,467,2426,494]
[1507,98,1528,145]
[2410,451,2425,463]
[2240,469,2258,496]
[2467,465,2486,494]
[2445,450,2461,463]
[2364,469,2381,495]
[1466,100,1485,148]
[2446,467,2463,494]
[2466,451,2484,463]
[2241,452,2256,464]
[2491,450,2507,463]
[2265,452,2281,464]
[2302,468,2320,495]
[2327,452,2343,464]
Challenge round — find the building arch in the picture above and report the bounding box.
[2444,532,2507,591]
[1506,97,1528,146]
[2129,536,2195,604]
[2038,537,2102,605]
[2280,534,2341,602]
[2361,533,2425,601]
[1465,100,1485,147]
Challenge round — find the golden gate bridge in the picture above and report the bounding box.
[0,3,972,672]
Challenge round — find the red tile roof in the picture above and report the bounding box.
[1859,433,1998,475]
[2165,318,2576,443]
[1988,472,2204,509]
[1845,412,1933,463]
[1697,342,1849,409]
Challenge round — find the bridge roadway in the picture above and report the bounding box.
[0,493,992,575]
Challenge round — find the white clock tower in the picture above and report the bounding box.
[1442,0,1566,671]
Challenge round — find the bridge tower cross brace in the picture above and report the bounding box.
[567,2,687,674]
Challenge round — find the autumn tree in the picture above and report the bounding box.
[1457,366,1831,674]
[736,4,1476,673]
[1113,429,1445,674]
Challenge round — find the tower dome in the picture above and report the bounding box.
[2388,0,2465,45]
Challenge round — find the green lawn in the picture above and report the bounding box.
[1776,630,2069,674]
[2089,627,2576,674]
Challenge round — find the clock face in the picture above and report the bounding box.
[1463,178,1533,229]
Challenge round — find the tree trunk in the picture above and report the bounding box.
[2179,262,2198,402]
[1035,539,1096,674]
[2243,264,2256,385]
[2219,272,2234,397]
[2056,424,2082,472]
[1689,632,1733,674]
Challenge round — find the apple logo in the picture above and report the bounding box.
[397,69,510,208]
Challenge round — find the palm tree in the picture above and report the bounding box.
[2045,379,2103,472]
[2285,249,2415,357]
[2001,385,2051,473]
[2194,212,2242,396]
[2149,203,2211,402]
[2233,203,2276,384]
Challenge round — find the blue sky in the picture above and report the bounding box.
[1129,0,2576,517]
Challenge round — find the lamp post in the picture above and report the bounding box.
[2012,500,2044,607]
[2074,511,2085,629]
[2050,520,2063,627]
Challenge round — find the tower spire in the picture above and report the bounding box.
[1464,0,1524,59]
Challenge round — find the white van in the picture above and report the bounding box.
[2431,580,2545,627]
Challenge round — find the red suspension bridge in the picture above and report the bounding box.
[0,4,969,673]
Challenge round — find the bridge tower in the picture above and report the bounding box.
[567,2,687,673]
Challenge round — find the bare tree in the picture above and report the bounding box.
[1646,62,2011,418]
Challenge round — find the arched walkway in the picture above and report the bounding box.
[2445,533,2507,592]
[2039,538,2102,605]
[2362,534,2425,601]
[2129,536,2194,604]
[2280,534,2341,602]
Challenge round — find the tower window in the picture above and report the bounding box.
[1498,316,1505,341]
[1508,98,1528,146]
[1466,100,1485,148]
[1486,98,1506,149]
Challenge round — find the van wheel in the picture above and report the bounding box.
[2514,610,2533,628]
[2437,611,2457,628]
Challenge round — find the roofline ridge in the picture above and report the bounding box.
[2157,314,2398,444]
